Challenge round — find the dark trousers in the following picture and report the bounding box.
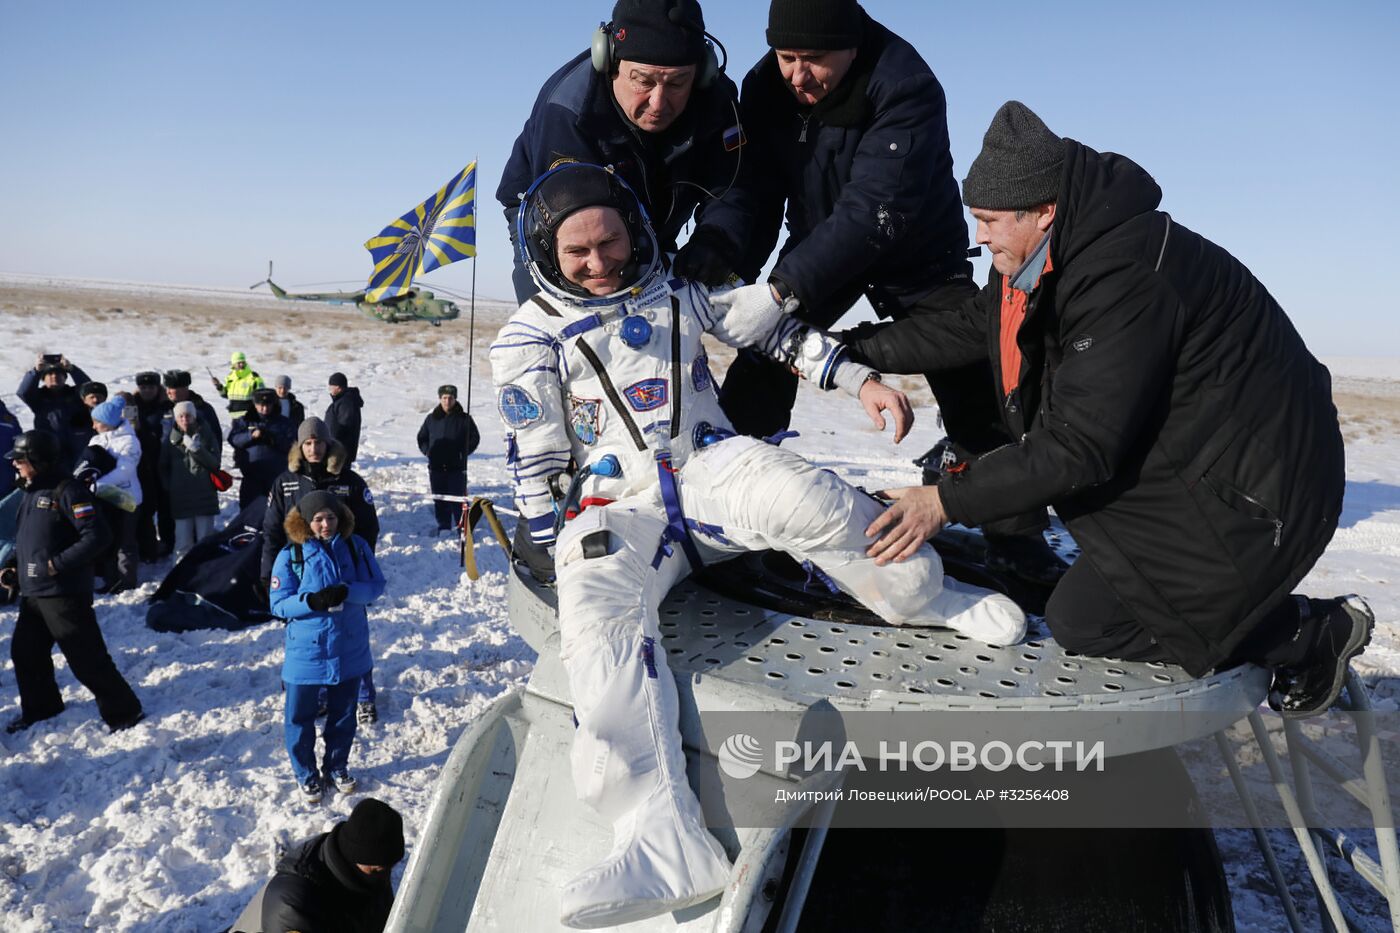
[1045,557,1316,669]
[157,488,176,554]
[429,468,467,530]
[136,465,162,560]
[12,594,141,726]
[238,466,278,510]
[718,279,1046,538]
[99,506,139,588]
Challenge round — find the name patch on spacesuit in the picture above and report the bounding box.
[623,379,668,412]
[692,352,712,393]
[569,397,603,445]
[499,384,543,427]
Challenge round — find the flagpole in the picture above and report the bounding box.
[465,156,479,491]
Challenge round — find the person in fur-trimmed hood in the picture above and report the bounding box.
[262,416,382,724]
[270,489,385,803]
[261,417,379,583]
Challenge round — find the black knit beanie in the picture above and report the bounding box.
[766,0,862,50]
[335,798,405,867]
[328,372,349,389]
[610,0,706,67]
[962,101,1065,210]
[295,490,341,523]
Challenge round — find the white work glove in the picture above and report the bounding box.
[709,282,794,348]
[182,433,201,452]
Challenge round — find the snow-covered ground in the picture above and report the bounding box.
[0,281,1397,931]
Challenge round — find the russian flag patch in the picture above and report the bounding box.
[723,123,747,152]
[72,502,95,520]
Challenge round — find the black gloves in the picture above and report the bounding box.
[74,467,101,490]
[305,583,349,612]
[673,229,736,287]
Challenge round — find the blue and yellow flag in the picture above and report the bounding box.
[364,161,477,301]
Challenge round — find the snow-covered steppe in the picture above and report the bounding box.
[0,277,1397,931]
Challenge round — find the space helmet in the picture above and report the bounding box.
[515,162,659,305]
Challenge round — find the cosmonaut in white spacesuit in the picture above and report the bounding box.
[490,163,1026,928]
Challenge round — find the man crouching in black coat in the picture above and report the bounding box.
[259,798,404,933]
[3,430,143,734]
[849,101,1369,719]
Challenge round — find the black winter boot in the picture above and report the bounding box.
[1268,596,1374,719]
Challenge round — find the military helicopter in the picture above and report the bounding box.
[249,262,461,326]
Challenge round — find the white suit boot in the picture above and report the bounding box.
[557,508,732,929]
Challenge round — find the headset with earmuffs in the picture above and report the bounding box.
[591,1,727,90]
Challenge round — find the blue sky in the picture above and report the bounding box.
[1,1,1395,354]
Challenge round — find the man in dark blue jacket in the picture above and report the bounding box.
[675,0,1061,583]
[497,0,742,302]
[4,431,143,734]
[17,354,94,473]
[229,388,297,508]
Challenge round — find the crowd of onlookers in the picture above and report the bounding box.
[1,350,486,932]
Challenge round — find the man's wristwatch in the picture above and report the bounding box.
[861,371,884,387]
[768,276,800,314]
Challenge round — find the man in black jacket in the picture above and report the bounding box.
[132,371,171,561]
[497,0,742,302]
[324,372,363,466]
[416,385,481,534]
[3,431,143,734]
[261,418,379,581]
[674,0,1062,584]
[259,797,404,933]
[853,101,1368,718]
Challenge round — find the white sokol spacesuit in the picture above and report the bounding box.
[491,164,1025,929]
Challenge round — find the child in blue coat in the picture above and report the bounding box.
[270,489,385,803]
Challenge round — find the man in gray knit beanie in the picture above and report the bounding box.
[843,99,1365,720]
[962,100,1064,211]
[960,100,1064,280]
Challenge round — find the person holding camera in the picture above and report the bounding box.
[17,353,93,473]
[269,490,385,804]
